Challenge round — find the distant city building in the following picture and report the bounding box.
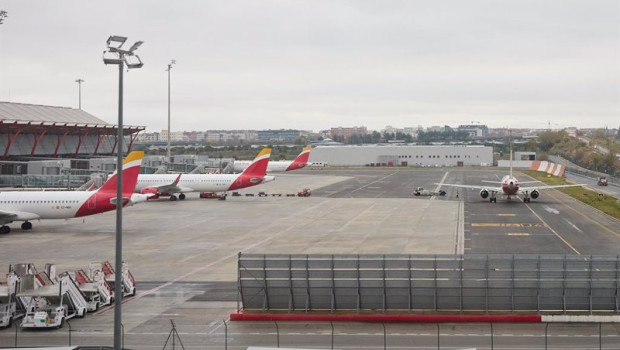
[565,127,578,137]
[457,124,488,138]
[381,125,419,138]
[427,125,445,132]
[257,129,302,143]
[160,130,186,142]
[205,130,257,144]
[330,126,368,139]
[137,132,160,142]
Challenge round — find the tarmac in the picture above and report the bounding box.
[1,167,619,349]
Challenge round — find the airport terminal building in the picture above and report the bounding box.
[0,102,144,174]
[308,145,493,167]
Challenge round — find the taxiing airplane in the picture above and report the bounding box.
[0,151,148,234]
[233,146,311,173]
[436,155,583,203]
[136,148,272,200]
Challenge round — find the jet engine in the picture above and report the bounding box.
[530,190,540,199]
[140,187,160,199]
[480,189,489,199]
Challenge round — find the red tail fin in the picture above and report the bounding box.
[98,151,144,196]
[285,146,311,171]
[241,148,271,177]
[227,148,271,191]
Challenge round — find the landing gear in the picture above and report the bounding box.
[179,193,186,200]
[21,221,32,230]
[169,195,178,201]
[0,226,10,234]
[523,197,531,203]
[489,197,497,203]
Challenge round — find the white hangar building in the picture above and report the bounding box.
[308,145,493,167]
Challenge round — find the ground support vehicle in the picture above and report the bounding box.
[74,269,112,310]
[19,274,88,328]
[94,261,136,298]
[0,272,21,328]
[413,187,446,196]
[298,188,311,197]
[199,192,227,200]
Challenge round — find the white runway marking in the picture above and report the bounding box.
[543,205,560,215]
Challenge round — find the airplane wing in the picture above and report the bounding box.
[520,184,585,192]
[435,183,502,192]
[147,174,184,194]
[0,209,40,222]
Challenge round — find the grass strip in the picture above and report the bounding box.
[522,170,620,220]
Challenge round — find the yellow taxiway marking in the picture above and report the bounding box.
[497,214,516,217]
[471,223,546,228]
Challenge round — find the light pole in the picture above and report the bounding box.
[103,35,144,350]
[75,78,84,109]
[166,59,175,165]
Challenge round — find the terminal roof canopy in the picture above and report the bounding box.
[0,101,144,135]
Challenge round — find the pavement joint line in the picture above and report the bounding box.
[454,200,465,254]
[349,171,399,195]
[96,197,333,314]
[432,171,450,200]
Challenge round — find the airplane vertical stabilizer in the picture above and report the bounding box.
[285,146,312,171]
[76,151,144,217]
[98,151,144,196]
[228,148,271,190]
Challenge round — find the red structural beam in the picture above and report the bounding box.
[93,134,106,155]
[30,128,48,157]
[53,130,71,158]
[74,129,89,157]
[3,128,23,160]
[230,312,542,323]
[127,131,140,152]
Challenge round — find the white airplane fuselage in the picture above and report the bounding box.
[135,173,263,193]
[500,175,520,196]
[0,191,93,221]
[233,160,297,173]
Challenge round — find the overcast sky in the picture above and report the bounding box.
[0,1,618,132]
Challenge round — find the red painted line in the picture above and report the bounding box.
[230,312,541,323]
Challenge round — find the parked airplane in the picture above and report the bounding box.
[233,146,311,173]
[436,158,583,203]
[0,151,147,234]
[136,148,272,200]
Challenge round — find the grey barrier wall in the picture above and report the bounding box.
[238,254,620,313]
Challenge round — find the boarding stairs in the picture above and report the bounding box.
[0,272,22,328]
[73,269,112,310]
[91,261,136,298]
